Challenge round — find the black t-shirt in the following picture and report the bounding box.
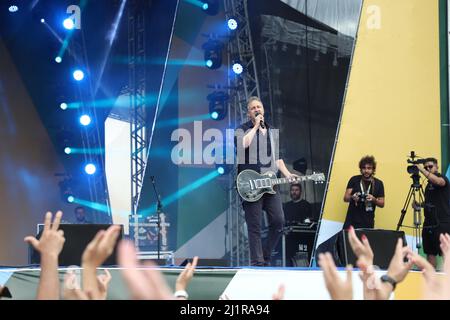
[343,175,385,229]
[424,173,450,226]
[234,120,282,174]
[283,200,312,224]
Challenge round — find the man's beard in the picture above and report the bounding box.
[362,173,373,180]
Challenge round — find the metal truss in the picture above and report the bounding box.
[224,0,262,266]
[70,31,111,223]
[128,0,148,248]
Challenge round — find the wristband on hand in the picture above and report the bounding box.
[174,290,189,299]
[380,274,397,291]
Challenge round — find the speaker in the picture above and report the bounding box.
[29,224,123,266]
[316,229,406,269]
[339,229,406,269]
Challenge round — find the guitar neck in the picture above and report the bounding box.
[271,176,307,186]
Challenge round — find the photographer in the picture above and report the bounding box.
[417,157,450,268]
[343,156,385,230]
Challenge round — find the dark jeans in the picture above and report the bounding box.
[242,192,284,266]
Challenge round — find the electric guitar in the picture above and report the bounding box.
[236,169,326,202]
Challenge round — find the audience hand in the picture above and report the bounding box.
[81,225,121,300]
[175,256,198,295]
[24,211,65,300]
[272,284,285,300]
[318,253,353,300]
[118,240,173,300]
[25,211,65,258]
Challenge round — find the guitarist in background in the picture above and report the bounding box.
[235,96,299,266]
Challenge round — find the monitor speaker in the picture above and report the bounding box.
[316,229,406,269]
[29,224,123,266]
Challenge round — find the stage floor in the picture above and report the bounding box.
[0,266,427,300]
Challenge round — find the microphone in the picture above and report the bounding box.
[255,112,265,129]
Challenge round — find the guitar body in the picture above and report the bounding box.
[236,169,325,202]
[236,170,277,202]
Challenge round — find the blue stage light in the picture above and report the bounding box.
[73,69,84,81]
[67,195,75,203]
[55,56,62,63]
[210,111,219,120]
[203,39,223,70]
[217,166,225,175]
[64,147,72,155]
[232,62,243,75]
[200,1,218,15]
[85,163,97,175]
[63,18,74,30]
[79,114,91,126]
[40,18,45,23]
[207,91,228,121]
[60,102,68,110]
[227,18,238,30]
[9,6,18,13]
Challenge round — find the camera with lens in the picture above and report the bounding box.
[406,151,424,187]
[356,192,373,212]
[358,192,367,203]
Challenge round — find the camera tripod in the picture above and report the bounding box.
[396,173,425,249]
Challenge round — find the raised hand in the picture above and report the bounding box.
[118,240,173,300]
[411,251,450,300]
[318,253,353,300]
[347,226,376,299]
[24,211,65,300]
[25,211,65,258]
[347,226,374,270]
[97,269,112,300]
[386,239,414,284]
[272,284,285,300]
[440,233,450,259]
[175,256,198,297]
[82,225,121,268]
[81,225,121,300]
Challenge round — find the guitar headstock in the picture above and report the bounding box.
[309,172,326,184]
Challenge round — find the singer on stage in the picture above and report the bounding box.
[235,96,299,266]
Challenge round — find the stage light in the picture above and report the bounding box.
[215,163,231,175]
[232,62,243,75]
[210,111,219,120]
[85,163,97,175]
[63,18,74,30]
[200,1,219,15]
[79,114,91,126]
[8,5,18,13]
[207,91,228,121]
[59,177,75,203]
[55,56,62,63]
[64,147,72,155]
[73,69,84,81]
[60,102,68,110]
[202,39,223,70]
[40,18,45,23]
[227,18,238,30]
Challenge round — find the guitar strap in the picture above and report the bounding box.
[268,128,277,172]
